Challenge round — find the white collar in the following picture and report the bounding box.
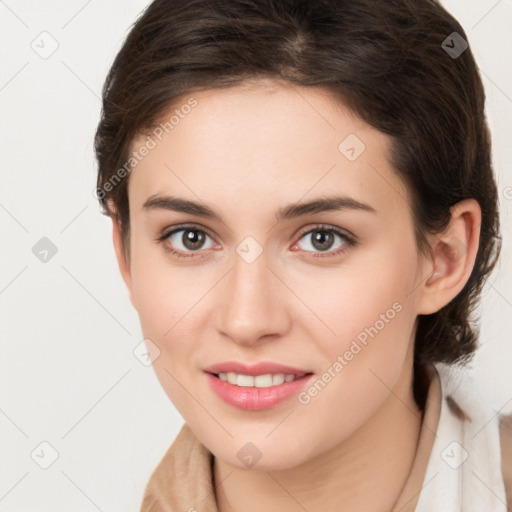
[414,362,508,511]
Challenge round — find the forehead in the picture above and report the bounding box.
[127,79,410,222]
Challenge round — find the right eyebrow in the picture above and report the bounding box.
[142,195,223,221]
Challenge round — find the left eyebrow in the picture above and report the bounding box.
[276,195,377,220]
[141,194,377,222]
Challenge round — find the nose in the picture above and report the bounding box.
[216,251,291,347]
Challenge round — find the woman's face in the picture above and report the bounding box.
[120,78,430,470]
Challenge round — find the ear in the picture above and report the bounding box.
[111,216,136,310]
[416,198,481,315]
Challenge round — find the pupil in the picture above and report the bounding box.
[312,231,333,251]
[183,229,204,250]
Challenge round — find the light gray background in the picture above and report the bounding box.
[1,0,511,510]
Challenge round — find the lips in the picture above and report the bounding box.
[204,361,314,411]
[203,361,312,376]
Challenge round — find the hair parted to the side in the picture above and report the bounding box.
[94,0,501,375]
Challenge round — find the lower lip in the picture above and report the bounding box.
[205,373,314,411]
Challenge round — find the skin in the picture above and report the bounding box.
[112,77,481,511]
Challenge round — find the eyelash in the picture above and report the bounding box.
[156,223,357,260]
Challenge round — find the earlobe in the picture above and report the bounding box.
[111,217,136,310]
[416,199,481,315]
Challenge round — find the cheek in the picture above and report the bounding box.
[302,241,419,394]
[129,232,202,334]
[304,241,417,345]
[288,270,417,458]
[128,241,217,396]
[129,251,208,413]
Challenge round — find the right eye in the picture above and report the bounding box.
[158,224,219,259]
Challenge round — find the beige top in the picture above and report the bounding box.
[140,367,512,511]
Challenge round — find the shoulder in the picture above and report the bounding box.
[499,413,512,511]
[433,363,512,509]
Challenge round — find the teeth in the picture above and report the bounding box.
[217,372,302,388]
[272,374,285,386]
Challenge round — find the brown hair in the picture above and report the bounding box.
[94,0,501,377]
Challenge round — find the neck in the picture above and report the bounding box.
[213,356,424,512]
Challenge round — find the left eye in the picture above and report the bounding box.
[293,227,352,255]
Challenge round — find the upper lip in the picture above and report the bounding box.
[203,361,313,376]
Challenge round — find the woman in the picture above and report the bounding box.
[94,0,511,510]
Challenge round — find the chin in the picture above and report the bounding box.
[201,427,317,472]
[219,448,307,472]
